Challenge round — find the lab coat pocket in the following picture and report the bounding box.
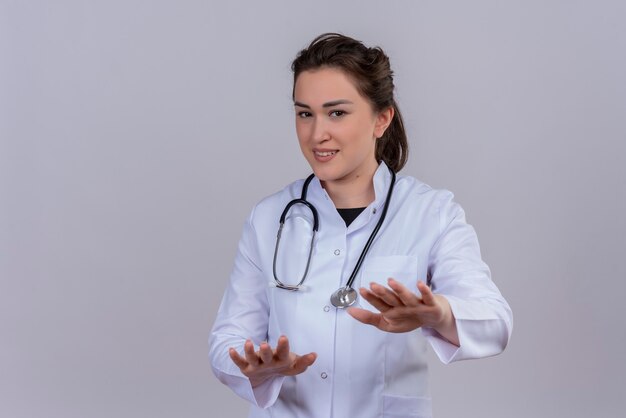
[356,255,421,313]
[382,394,432,418]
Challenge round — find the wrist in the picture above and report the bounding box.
[432,296,460,346]
[432,295,452,328]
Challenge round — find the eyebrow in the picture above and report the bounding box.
[294,99,354,108]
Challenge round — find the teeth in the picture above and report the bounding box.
[315,151,337,157]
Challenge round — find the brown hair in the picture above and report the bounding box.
[291,33,409,172]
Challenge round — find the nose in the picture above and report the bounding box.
[311,117,330,143]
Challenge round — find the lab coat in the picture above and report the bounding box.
[209,163,513,418]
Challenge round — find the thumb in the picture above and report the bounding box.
[417,280,436,306]
[291,352,317,373]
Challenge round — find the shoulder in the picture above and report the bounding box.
[393,173,466,233]
[394,173,456,210]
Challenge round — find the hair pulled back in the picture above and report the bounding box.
[291,33,408,172]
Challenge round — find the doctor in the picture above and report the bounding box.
[209,33,513,418]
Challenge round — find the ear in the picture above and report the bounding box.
[374,106,395,139]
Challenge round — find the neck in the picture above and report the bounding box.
[322,164,378,209]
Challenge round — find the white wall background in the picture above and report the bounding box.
[1,1,625,417]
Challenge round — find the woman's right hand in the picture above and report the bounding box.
[228,335,317,388]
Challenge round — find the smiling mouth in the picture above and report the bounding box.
[314,151,337,157]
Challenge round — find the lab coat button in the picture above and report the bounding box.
[323,305,330,312]
[334,249,341,256]
[321,372,328,379]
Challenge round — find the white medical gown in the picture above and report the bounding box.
[209,162,513,418]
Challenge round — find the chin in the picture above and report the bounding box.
[307,162,331,178]
[311,166,347,183]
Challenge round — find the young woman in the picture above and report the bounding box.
[209,33,512,418]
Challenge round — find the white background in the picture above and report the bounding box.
[1,1,625,417]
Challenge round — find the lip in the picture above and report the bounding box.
[313,148,339,163]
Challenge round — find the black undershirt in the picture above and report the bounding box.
[336,207,367,227]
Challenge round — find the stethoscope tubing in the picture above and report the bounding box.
[272,167,396,304]
[344,169,396,289]
[273,174,318,290]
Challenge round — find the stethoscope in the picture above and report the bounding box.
[272,166,396,309]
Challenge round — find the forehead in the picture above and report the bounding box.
[294,67,363,104]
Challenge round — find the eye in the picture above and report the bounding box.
[297,111,312,118]
[329,110,346,118]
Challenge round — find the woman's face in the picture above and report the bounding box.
[293,67,391,188]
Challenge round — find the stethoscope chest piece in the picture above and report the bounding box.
[330,286,358,309]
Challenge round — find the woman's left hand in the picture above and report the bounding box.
[347,278,460,346]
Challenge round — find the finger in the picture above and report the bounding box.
[275,335,290,361]
[258,342,273,364]
[228,347,249,370]
[359,287,392,312]
[243,340,259,365]
[387,278,419,307]
[417,280,436,306]
[347,306,383,328]
[291,352,317,373]
[369,281,403,307]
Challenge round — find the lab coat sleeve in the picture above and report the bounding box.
[208,209,285,408]
[422,192,513,364]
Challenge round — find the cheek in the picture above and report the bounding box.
[295,122,309,143]
[295,126,311,156]
[346,115,375,141]
[346,124,375,146]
